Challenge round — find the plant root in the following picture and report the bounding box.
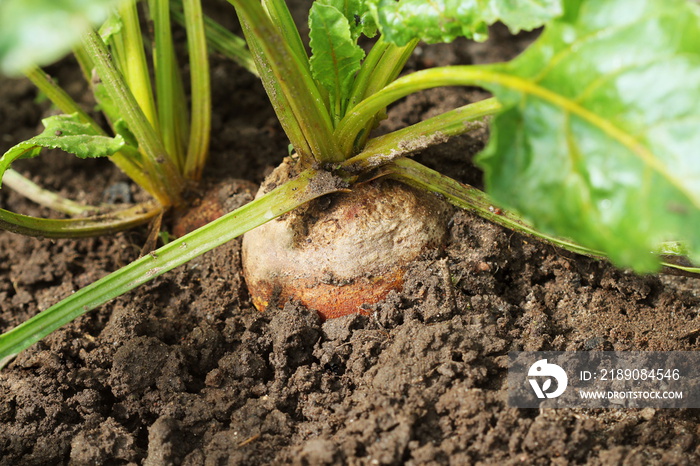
[242,159,452,319]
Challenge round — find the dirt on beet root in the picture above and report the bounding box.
[2,2,700,464]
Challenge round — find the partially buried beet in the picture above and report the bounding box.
[241,158,452,319]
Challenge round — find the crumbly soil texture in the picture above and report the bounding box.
[2,5,700,465]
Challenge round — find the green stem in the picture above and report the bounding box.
[347,38,392,111]
[261,0,310,74]
[342,98,500,173]
[382,158,602,257]
[347,38,418,114]
[109,21,127,76]
[72,44,94,84]
[339,63,682,205]
[150,0,186,172]
[347,39,418,153]
[2,169,101,216]
[172,2,258,76]
[0,201,161,238]
[382,158,700,277]
[363,39,418,101]
[81,29,184,206]
[336,65,496,157]
[182,0,212,181]
[228,0,339,165]
[118,0,160,131]
[0,168,344,366]
[23,66,157,197]
[236,16,312,162]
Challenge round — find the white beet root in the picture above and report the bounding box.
[241,160,452,319]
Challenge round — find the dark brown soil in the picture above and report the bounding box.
[2,4,700,465]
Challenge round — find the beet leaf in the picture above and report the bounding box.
[367,0,563,45]
[0,114,125,186]
[0,0,122,75]
[309,2,366,123]
[477,0,700,270]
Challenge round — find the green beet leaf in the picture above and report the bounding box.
[0,114,125,186]
[309,2,365,121]
[317,0,377,39]
[367,0,562,46]
[98,10,123,44]
[0,0,124,75]
[477,0,700,271]
[488,0,563,34]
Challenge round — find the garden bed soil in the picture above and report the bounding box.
[2,4,700,465]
